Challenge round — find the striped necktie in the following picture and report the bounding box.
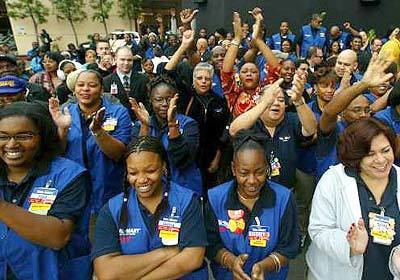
[123,75,130,93]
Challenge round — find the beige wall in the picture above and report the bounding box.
[8,0,137,55]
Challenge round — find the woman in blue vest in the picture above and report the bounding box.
[0,101,91,280]
[130,75,203,195]
[205,131,300,280]
[92,136,208,279]
[48,70,132,221]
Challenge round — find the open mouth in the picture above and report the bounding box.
[4,149,23,160]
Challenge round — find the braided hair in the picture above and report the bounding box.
[147,74,178,98]
[232,129,271,176]
[120,135,171,230]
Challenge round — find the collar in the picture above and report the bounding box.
[0,161,50,187]
[225,180,276,211]
[116,70,132,82]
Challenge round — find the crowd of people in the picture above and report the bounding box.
[0,5,400,280]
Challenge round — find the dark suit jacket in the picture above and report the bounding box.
[103,71,149,120]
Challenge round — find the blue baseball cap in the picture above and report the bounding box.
[0,75,27,95]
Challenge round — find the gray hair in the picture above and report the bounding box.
[193,62,214,82]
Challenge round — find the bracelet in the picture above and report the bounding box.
[231,40,240,47]
[221,251,230,269]
[168,120,179,129]
[270,253,281,272]
[293,98,305,107]
[91,129,106,138]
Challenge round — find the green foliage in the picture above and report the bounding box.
[90,0,113,22]
[118,0,143,21]
[6,0,49,24]
[51,0,87,23]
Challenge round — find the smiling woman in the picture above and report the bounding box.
[307,118,400,280]
[92,136,208,279]
[205,130,300,279]
[0,101,91,279]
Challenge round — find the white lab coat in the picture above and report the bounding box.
[306,163,400,280]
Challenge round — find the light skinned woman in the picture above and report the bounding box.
[307,118,400,280]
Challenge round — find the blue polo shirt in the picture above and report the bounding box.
[296,100,322,175]
[345,167,400,280]
[91,185,207,260]
[205,180,300,279]
[375,106,400,133]
[248,113,313,188]
[316,121,347,180]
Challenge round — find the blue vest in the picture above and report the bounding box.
[328,32,350,50]
[208,181,291,280]
[133,114,203,195]
[271,33,296,51]
[316,121,346,180]
[300,25,327,58]
[108,182,208,279]
[64,97,131,213]
[0,157,91,280]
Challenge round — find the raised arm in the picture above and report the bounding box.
[222,12,242,73]
[288,74,317,136]
[320,55,394,134]
[165,30,195,71]
[89,107,128,162]
[250,8,279,68]
[229,78,283,136]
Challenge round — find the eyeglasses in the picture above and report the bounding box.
[152,97,173,105]
[0,132,37,143]
[347,107,372,114]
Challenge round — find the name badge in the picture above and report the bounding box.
[102,117,118,132]
[158,217,181,246]
[270,152,281,177]
[369,211,396,246]
[248,225,270,247]
[28,185,58,215]
[110,83,118,95]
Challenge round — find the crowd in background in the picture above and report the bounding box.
[0,6,400,280]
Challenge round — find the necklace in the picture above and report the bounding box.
[237,191,259,201]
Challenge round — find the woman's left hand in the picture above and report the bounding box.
[89,107,106,133]
[347,218,368,256]
[251,262,264,280]
[167,94,179,124]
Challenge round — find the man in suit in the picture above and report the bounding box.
[103,46,148,120]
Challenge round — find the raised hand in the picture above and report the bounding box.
[259,78,284,107]
[338,69,352,91]
[130,97,150,127]
[251,262,264,280]
[362,54,394,87]
[180,9,199,25]
[181,29,195,48]
[48,97,71,130]
[232,254,251,280]
[287,74,306,103]
[248,7,263,22]
[347,218,368,256]
[343,21,351,30]
[167,94,179,124]
[156,13,163,24]
[232,12,243,41]
[89,107,106,133]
